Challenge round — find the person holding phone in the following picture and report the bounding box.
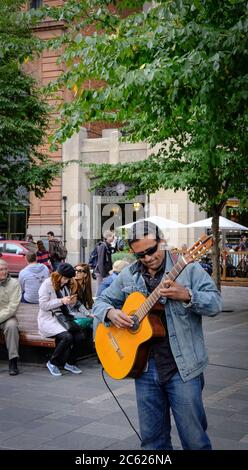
[38,263,84,377]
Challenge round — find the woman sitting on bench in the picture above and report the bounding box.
[38,263,84,377]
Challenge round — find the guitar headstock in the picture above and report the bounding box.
[183,234,213,264]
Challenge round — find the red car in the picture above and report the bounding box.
[0,240,35,274]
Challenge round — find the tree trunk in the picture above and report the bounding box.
[211,211,221,290]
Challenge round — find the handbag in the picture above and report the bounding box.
[56,312,82,333]
[74,316,93,329]
[71,303,93,329]
[53,287,82,333]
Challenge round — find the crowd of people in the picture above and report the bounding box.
[0,230,128,378]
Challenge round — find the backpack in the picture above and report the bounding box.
[50,239,67,261]
[116,238,125,251]
[88,241,103,269]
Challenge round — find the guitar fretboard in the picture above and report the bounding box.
[131,233,213,322]
[135,255,188,321]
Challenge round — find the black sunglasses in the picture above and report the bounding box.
[133,242,159,259]
[75,269,88,273]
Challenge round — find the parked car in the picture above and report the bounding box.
[0,240,35,274]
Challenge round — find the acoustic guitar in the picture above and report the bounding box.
[95,234,213,380]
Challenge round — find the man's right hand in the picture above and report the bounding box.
[107,308,134,329]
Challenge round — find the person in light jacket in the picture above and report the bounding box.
[19,252,49,304]
[38,263,84,377]
[0,259,21,375]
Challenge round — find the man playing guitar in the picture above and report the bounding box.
[93,221,222,450]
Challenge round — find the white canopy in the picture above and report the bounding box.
[118,215,185,230]
[186,216,248,230]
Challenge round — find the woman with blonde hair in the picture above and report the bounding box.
[38,263,84,377]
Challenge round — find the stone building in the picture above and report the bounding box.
[59,128,205,265]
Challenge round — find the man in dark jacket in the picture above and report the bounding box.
[95,230,114,289]
[47,231,67,271]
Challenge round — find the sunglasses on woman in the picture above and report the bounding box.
[75,269,88,274]
[133,242,159,259]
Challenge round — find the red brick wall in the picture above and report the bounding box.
[26,1,65,227]
[27,1,129,229]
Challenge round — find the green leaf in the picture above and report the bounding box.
[0,0,63,217]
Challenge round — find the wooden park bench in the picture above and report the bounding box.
[0,303,56,348]
[0,303,94,358]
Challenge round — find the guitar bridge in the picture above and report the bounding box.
[108,332,124,359]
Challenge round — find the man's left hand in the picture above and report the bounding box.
[159,279,191,303]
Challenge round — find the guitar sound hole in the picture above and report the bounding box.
[129,315,140,332]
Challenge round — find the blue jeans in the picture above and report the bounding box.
[135,359,211,450]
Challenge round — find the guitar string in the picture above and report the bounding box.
[134,240,211,322]
[135,256,188,322]
[112,244,209,333]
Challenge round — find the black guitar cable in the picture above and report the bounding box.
[101,367,142,442]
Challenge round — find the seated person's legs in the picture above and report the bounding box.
[2,317,19,376]
[64,331,84,374]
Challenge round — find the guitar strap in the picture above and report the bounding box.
[151,251,178,313]
[160,250,178,285]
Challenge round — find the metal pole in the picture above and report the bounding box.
[145,193,150,218]
[80,202,87,263]
[62,196,67,247]
[79,204,83,262]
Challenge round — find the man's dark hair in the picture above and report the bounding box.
[26,252,36,263]
[127,221,164,247]
[47,231,54,237]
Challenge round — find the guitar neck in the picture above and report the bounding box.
[135,255,188,322]
[133,234,213,322]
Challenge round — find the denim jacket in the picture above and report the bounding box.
[93,252,222,382]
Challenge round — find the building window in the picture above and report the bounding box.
[29,0,43,9]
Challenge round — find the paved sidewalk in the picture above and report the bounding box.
[0,286,247,450]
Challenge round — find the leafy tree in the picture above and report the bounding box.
[41,0,248,287]
[0,0,61,218]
